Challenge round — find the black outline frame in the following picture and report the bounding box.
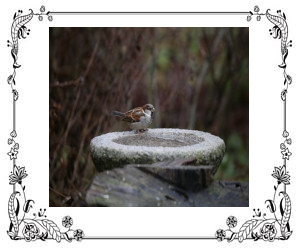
[6,5,293,242]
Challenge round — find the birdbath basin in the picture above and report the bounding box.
[90,128,225,174]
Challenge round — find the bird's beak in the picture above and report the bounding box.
[152,108,155,112]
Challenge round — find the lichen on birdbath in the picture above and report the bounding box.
[90,128,225,173]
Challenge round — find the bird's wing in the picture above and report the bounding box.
[122,107,144,123]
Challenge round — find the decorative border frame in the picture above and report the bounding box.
[6,5,292,242]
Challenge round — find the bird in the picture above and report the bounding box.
[112,104,155,133]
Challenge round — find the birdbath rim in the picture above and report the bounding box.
[90,128,225,172]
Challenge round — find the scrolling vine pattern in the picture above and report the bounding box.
[6,6,84,242]
[216,6,293,242]
[6,5,293,243]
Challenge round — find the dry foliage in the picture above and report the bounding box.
[49,27,249,206]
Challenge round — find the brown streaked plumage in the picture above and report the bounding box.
[112,104,155,133]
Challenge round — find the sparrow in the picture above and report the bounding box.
[112,104,155,133]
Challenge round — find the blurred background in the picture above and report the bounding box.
[49,27,249,206]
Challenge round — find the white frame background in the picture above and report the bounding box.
[0,0,299,249]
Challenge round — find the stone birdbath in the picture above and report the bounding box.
[90,128,225,172]
[86,128,241,207]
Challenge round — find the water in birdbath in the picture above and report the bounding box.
[113,133,204,147]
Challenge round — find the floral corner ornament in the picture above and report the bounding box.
[62,216,73,228]
[281,148,292,160]
[246,5,262,22]
[280,130,292,160]
[37,5,54,22]
[9,165,28,185]
[216,6,293,243]
[216,154,293,242]
[215,216,238,242]
[260,223,277,241]
[247,6,293,102]
[6,6,84,243]
[7,148,18,160]
[23,222,40,242]
[7,130,19,160]
[216,205,292,243]
[7,6,53,96]
[73,229,85,241]
[272,165,290,185]
[7,207,85,242]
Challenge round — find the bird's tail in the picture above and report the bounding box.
[111,111,125,118]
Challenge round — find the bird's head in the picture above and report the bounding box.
[143,104,155,113]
